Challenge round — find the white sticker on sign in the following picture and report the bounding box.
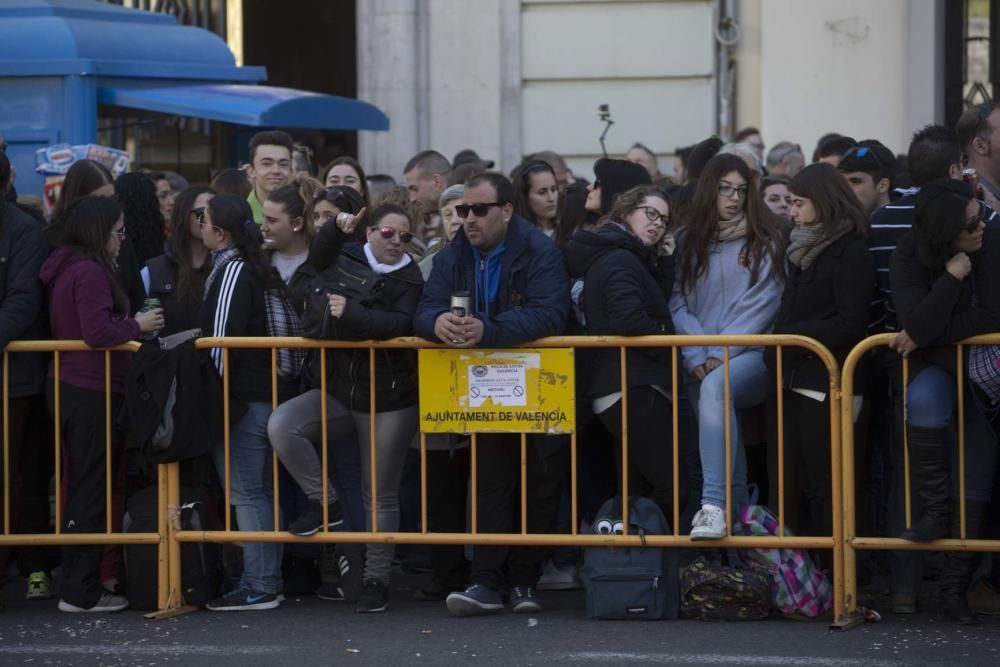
[468,363,527,407]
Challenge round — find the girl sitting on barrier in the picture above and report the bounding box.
[40,196,163,613]
[888,178,1000,624]
[670,154,786,540]
[565,184,683,522]
[271,204,423,614]
[767,163,873,553]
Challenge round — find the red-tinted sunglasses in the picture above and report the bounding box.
[373,226,413,244]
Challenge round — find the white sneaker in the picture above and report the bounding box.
[58,592,129,613]
[690,504,726,541]
[536,560,581,590]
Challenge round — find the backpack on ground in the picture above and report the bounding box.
[680,556,772,621]
[124,483,224,610]
[734,504,834,619]
[580,496,679,620]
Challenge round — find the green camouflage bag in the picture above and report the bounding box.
[680,557,772,621]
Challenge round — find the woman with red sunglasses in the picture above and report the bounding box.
[268,204,423,614]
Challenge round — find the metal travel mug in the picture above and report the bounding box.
[451,291,471,318]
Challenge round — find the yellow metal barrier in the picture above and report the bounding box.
[0,341,178,615]
[840,334,1000,629]
[178,334,845,621]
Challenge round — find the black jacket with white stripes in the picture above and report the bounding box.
[200,255,277,406]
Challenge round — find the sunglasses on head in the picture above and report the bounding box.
[843,145,884,169]
[313,187,347,205]
[373,226,413,244]
[455,202,503,218]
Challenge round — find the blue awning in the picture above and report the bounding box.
[97,84,390,131]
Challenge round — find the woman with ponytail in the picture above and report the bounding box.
[199,194,302,612]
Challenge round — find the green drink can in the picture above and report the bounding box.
[142,298,162,312]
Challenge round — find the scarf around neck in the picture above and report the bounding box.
[716,212,747,242]
[364,242,412,274]
[786,219,852,270]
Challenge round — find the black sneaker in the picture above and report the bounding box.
[446,584,504,617]
[356,579,388,613]
[510,585,542,614]
[288,500,344,537]
[206,583,281,612]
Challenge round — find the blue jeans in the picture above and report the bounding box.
[688,350,769,510]
[214,402,283,594]
[906,366,998,500]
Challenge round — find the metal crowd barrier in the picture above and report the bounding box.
[2,335,845,622]
[839,333,1000,629]
[0,341,178,616]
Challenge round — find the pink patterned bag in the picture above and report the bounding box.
[734,504,833,619]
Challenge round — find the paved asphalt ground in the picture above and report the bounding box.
[1,574,998,666]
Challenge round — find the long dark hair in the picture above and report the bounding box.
[512,161,560,229]
[170,185,215,304]
[207,194,284,292]
[321,156,370,206]
[49,160,114,240]
[788,163,869,238]
[115,172,165,266]
[56,196,129,315]
[913,179,976,271]
[678,154,785,292]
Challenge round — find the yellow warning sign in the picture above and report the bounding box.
[418,348,575,434]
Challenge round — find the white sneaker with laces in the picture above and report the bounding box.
[690,504,726,540]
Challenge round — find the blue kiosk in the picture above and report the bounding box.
[0,0,389,197]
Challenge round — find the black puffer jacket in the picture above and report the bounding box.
[316,243,424,412]
[564,223,675,398]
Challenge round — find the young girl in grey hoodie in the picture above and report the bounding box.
[669,154,786,540]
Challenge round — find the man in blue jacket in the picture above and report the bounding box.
[415,172,571,616]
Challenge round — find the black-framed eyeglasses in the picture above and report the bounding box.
[718,184,749,199]
[191,206,206,223]
[963,207,986,233]
[639,206,669,226]
[455,202,503,218]
[373,226,414,244]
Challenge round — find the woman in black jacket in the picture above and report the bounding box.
[769,163,874,544]
[269,204,423,614]
[888,179,1000,624]
[564,185,682,520]
[142,186,215,335]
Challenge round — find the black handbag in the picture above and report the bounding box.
[302,254,383,338]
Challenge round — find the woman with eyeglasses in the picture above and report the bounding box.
[40,196,163,613]
[141,186,215,335]
[565,185,683,521]
[513,161,560,238]
[269,204,423,614]
[888,179,1000,624]
[670,154,786,540]
[766,163,873,553]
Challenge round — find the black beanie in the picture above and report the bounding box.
[593,158,651,214]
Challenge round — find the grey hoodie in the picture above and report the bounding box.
[669,237,784,373]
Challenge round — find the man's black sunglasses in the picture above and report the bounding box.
[455,202,503,218]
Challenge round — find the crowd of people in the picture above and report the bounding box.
[0,115,998,625]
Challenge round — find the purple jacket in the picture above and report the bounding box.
[39,246,140,393]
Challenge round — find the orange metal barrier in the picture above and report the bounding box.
[839,334,1000,629]
[177,334,845,620]
[0,341,178,614]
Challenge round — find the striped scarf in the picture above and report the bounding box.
[205,247,304,380]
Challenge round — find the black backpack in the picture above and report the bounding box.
[580,496,680,620]
[123,483,224,609]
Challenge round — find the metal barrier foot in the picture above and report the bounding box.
[829,608,875,631]
[144,605,200,621]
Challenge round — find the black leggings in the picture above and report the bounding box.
[597,386,685,526]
